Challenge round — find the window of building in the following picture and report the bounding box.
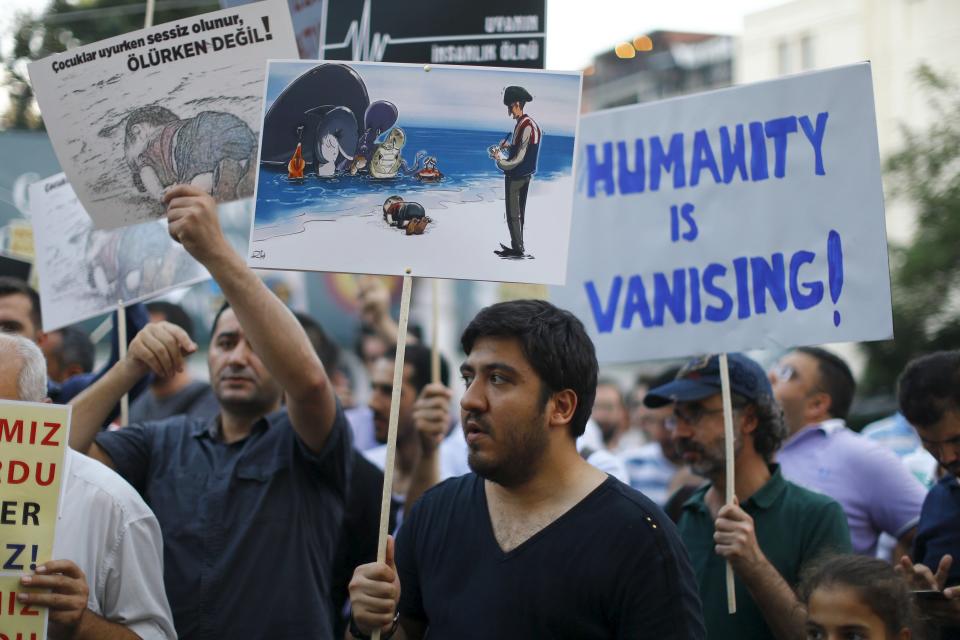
[801,35,815,70]
[777,40,792,75]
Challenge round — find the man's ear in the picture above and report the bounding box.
[548,389,578,431]
[738,404,759,435]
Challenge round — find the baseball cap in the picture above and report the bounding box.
[643,353,773,408]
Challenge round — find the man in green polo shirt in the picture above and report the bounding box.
[645,353,851,640]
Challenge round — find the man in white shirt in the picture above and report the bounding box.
[1,332,175,639]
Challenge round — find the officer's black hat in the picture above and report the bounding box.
[503,86,533,106]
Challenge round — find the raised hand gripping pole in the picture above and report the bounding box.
[372,270,414,640]
[719,352,737,614]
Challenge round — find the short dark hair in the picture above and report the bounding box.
[796,346,855,420]
[55,326,95,373]
[0,276,41,330]
[384,342,449,394]
[209,301,231,339]
[294,311,340,372]
[460,299,598,439]
[797,554,919,637]
[125,105,177,135]
[147,301,194,341]
[898,350,960,429]
[746,391,788,462]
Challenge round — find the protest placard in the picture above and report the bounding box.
[249,61,581,285]
[27,0,297,230]
[29,174,206,331]
[0,400,71,640]
[219,0,544,66]
[551,63,892,363]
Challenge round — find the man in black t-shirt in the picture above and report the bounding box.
[349,299,705,639]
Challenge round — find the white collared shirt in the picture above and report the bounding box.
[54,449,176,639]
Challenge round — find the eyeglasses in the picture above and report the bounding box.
[665,404,728,431]
[770,363,797,382]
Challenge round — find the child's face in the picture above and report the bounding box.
[805,585,906,640]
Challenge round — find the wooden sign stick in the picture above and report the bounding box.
[719,352,737,614]
[430,279,440,385]
[372,270,414,640]
[116,301,129,427]
[144,0,156,28]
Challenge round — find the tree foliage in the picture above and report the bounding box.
[860,65,960,394]
[2,0,218,129]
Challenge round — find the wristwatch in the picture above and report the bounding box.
[349,610,400,640]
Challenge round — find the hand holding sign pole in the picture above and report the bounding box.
[371,269,413,640]
[719,353,737,614]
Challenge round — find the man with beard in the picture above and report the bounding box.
[645,354,851,640]
[894,351,960,638]
[348,299,705,639]
[66,185,352,640]
[590,378,632,452]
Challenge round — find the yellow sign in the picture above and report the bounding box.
[0,573,47,639]
[0,400,70,640]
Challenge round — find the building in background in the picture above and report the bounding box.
[581,30,734,113]
[738,0,960,244]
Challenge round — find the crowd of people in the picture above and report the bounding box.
[0,185,957,639]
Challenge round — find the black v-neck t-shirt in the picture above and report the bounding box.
[395,473,705,639]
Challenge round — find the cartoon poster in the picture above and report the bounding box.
[249,61,581,284]
[551,63,893,363]
[27,0,298,230]
[29,173,251,332]
[0,400,71,640]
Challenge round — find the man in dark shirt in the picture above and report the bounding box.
[349,299,705,639]
[896,351,960,638]
[68,185,352,639]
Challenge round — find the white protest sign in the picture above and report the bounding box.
[28,173,212,331]
[249,61,581,284]
[551,63,892,362]
[27,0,298,230]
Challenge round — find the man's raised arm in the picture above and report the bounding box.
[69,321,195,461]
[164,185,337,453]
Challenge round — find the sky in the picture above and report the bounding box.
[2,0,791,68]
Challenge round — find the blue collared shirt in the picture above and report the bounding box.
[95,404,352,640]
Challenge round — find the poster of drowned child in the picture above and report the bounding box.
[30,173,252,332]
[27,0,297,230]
[249,61,581,285]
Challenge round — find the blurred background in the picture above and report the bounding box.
[0,0,957,424]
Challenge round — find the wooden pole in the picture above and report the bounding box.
[718,352,737,614]
[144,0,156,28]
[117,302,129,427]
[371,270,414,640]
[430,279,440,385]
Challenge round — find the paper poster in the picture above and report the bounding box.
[27,0,298,230]
[219,0,545,67]
[0,400,71,640]
[551,63,893,362]
[28,174,211,332]
[249,61,581,284]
